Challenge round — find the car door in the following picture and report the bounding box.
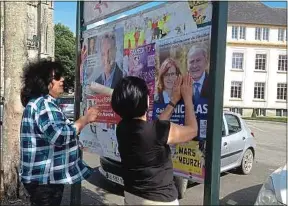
[222,113,246,168]
[221,117,230,169]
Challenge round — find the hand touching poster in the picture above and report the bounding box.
[153,27,211,182]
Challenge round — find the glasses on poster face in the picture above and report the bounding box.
[164,72,177,78]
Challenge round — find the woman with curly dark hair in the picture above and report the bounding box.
[19,59,99,206]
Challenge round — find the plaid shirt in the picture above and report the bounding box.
[20,95,92,184]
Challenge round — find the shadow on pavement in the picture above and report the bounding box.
[187,171,230,189]
[220,184,262,205]
[86,167,124,197]
[61,185,108,205]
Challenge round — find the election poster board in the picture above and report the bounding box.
[80,21,125,160]
[79,1,213,183]
[83,1,147,26]
[153,27,211,182]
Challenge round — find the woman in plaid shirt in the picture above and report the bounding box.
[19,60,99,206]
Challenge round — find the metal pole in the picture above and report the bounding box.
[0,2,4,198]
[70,1,84,205]
[203,1,228,205]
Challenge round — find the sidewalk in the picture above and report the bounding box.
[61,185,108,205]
[1,184,108,206]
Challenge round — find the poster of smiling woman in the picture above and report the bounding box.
[152,27,211,182]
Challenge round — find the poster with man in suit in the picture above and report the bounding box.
[152,27,211,182]
[95,31,123,89]
[187,44,210,154]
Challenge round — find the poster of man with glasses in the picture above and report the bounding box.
[152,27,211,182]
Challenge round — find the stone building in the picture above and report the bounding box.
[0,1,54,96]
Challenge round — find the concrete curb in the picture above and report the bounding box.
[244,119,287,125]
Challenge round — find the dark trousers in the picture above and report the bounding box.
[23,183,64,206]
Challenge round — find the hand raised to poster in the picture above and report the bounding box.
[84,105,100,123]
[171,75,182,104]
[181,73,194,102]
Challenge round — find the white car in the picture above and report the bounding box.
[99,111,256,199]
[255,164,287,205]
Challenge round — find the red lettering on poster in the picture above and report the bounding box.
[87,95,121,124]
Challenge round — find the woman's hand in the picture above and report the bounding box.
[84,105,100,124]
[78,140,89,152]
[74,105,99,134]
[181,73,193,103]
[170,75,183,105]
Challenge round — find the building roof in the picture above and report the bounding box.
[228,1,287,26]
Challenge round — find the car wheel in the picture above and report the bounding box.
[174,176,188,199]
[239,148,254,175]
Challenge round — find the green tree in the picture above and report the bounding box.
[54,23,76,92]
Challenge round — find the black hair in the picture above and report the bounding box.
[111,76,149,119]
[20,59,64,107]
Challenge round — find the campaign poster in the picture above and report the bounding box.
[126,43,156,120]
[153,27,211,182]
[83,2,146,26]
[79,122,121,162]
[86,95,121,124]
[79,24,124,161]
[81,23,124,119]
[78,125,104,156]
[82,25,124,93]
[95,126,121,161]
[188,1,213,28]
[123,1,197,76]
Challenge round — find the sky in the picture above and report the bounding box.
[54,1,287,34]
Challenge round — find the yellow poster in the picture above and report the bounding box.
[172,141,205,178]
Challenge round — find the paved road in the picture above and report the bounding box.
[79,121,286,205]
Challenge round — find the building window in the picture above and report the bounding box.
[255,27,261,40]
[278,55,287,71]
[278,28,285,41]
[232,52,244,69]
[276,109,287,117]
[230,108,243,115]
[254,82,265,99]
[277,83,287,100]
[232,26,238,39]
[255,54,266,71]
[256,108,266,116]
[262,28,269,40]
[239,26,246,39]
[255,27,269,41]
[230,81,242,98]
[232,26,246,40]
